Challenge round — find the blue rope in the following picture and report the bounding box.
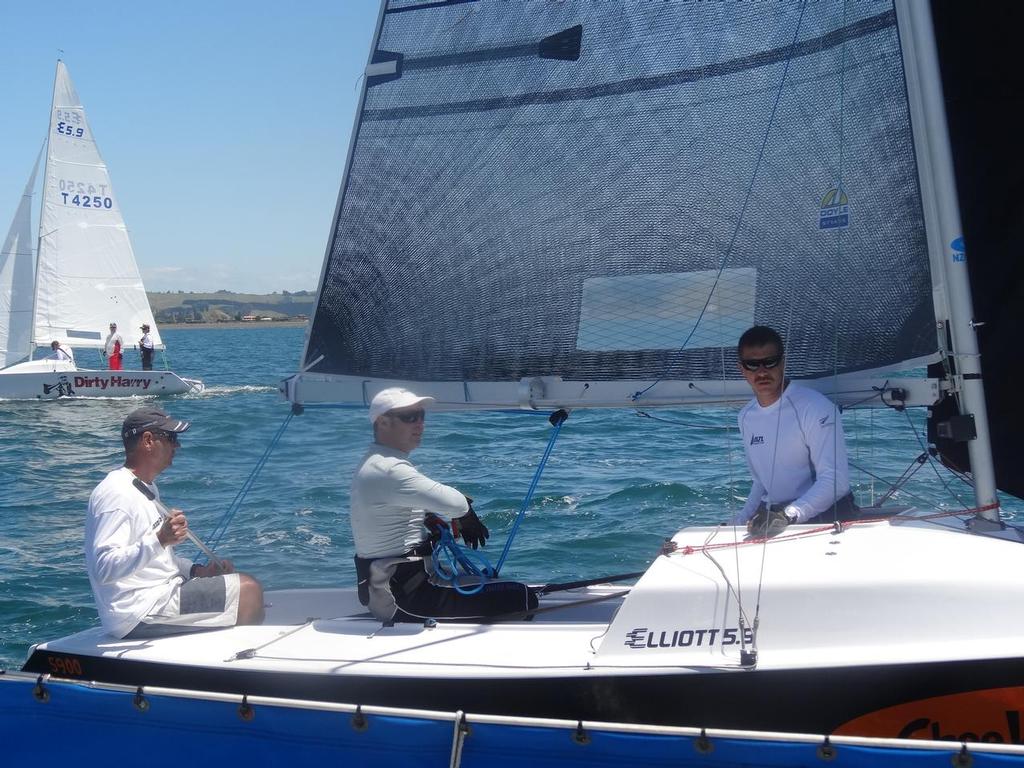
[202,410,294,559]
[431,527,494,595]
[493,410,568,576]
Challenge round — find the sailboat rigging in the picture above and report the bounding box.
[0,61,202,399]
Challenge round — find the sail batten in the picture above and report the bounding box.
[299,1,938,407]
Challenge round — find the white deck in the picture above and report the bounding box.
[35,515,1024,682]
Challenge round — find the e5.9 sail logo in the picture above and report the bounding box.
[624,626,754,650]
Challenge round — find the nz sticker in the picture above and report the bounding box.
[819,187,850,230]
[951,237,966,263]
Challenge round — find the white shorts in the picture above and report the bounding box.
[127,573,240,638]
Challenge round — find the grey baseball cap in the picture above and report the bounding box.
[121,406,190,440]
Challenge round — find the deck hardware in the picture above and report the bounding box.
[133,687,149,712]
[816,735,836,761]
[424,618,437,629]
[238,695,255,721]
[572,720,590,745]
[32,675,49,703]
[694,728,714,754]
[458,712,470,738]
[825,551,837,556]
[952,743,973,767]
[351,704,368,732]
[740,649,757,667]
[233,648,257,660]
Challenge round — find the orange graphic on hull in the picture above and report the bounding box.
[835,687,1024,743]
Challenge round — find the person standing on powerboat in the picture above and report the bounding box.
[734,325,857,536]
[103,322,123,370]
[350,387,537,623]
[85,406,265,638]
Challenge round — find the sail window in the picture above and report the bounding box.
[576,268,756,352]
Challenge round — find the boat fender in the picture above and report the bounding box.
[32,675,48,703]
[816,736,836,762]
[572,721,590,746]
[694,729,713,755]
[953,744,974,768]
[351,705,368,732]
[238,695,254,721]
[133,687,149,712]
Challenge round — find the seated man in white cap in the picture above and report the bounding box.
[351,387,537,623]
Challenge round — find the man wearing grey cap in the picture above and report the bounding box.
[84,406,264,638]
[351,387,537,622]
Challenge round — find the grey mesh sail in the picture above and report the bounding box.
[296,1,936,406]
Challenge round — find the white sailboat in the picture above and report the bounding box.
[0,61,202,399]
[10,0,1024,759]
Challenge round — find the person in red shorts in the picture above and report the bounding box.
[104,322,123,370]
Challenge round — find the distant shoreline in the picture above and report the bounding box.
[160,320,309,331]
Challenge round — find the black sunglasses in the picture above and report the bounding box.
[392,410,425,424]
[740,355,782,372]
[152,430,180,444]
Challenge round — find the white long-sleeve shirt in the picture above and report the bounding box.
[735,383,850,524]
[84,466,193,638]
[350,443,469,559]
[104,331,122,357]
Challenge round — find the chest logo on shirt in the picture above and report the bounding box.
[750,435,765,445]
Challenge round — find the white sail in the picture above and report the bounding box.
[0,147,43,368]
[32,61,162,353]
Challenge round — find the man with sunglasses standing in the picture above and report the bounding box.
[350,387,537,623]
[84,406,264,638]
[735,326,856,537]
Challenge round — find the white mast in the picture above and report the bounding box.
[896,1,998,518]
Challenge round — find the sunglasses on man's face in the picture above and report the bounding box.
[392,410,425,424]
[152,430,179,445]
[740,355,782,372]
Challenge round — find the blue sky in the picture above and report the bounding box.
[1,1,379,293]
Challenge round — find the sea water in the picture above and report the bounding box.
[0,326,1018,669]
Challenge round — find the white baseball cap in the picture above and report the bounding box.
[368,387,435,424]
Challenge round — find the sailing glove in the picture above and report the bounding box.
[423,512,450,542]
[747,506,794,538]
[453,506,489,549]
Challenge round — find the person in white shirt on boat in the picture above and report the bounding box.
[139,323,154,370]
[103,322,123,370]
[350,387,537,623]
[733,325,856,537]
[84,406,265,639]
[46,340,74,363]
